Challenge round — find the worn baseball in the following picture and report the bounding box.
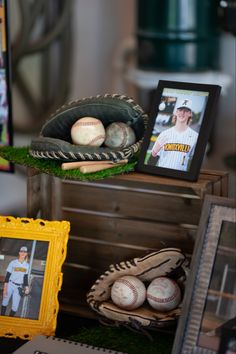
[147,277,181,312]
[111,275,146,310]
[104,122,136,149]
[71,117,106,147]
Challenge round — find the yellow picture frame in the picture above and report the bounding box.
[0,216,70,339]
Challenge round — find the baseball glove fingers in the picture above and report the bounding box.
[29,94,148,162]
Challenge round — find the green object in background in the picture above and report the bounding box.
[137,0,221,71]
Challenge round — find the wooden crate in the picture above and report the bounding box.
[27,169,228,318]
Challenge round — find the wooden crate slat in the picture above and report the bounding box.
[59,265,98,318]
[62,211,195,252]
[65,238,193,271]
[65,238,146,270]
[62,187,202,225]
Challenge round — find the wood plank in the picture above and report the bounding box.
[94,171,225,197]
[61,263,99,293]
[65,237,192,271]
[62,211,196,253]
[220,173,229,197]
[59,264,100,318]
[51,177,62,220]
[40,174,53,219]
[200,169,229,178]
[65,239,146,271]
[59,302,97,319]
[62,179,202,199]
[62,186,202,225]
[212,180,222,196]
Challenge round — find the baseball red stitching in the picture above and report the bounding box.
[117,123,128,147]
[88,134,105,145]
[147,280,179,304]
[115,278,138,307]
[75,121,102,126]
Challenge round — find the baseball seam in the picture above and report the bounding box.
[88,134,106,145]
[75,121,103,126]
[115,279,138,307]
[147,284,179,304]
[118,123,128,148]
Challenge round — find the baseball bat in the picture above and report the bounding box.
[61,159,128,170]
[79,161,127,174]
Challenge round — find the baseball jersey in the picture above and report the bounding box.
[6,259,29,284]
[156,126,198,171]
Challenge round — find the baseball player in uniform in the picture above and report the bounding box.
[151,99,198,171]
[1,246,30,317]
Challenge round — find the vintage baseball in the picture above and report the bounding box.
[104,122,136,148]
[71,117,106,147]
[146,277,181,312]
[111,275,146,310]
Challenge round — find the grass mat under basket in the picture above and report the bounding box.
[0,146,137,181]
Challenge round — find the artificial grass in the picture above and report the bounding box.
[68,324,175,354]
[55,313,175,354]
[0,146,137,181]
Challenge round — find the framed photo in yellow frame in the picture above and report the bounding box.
[0,216,70,339]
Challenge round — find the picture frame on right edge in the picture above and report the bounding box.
[172,195,236,354]
[136,80,221,181]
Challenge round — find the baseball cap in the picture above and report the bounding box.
[177,99,192,111]
[20,246,28,252]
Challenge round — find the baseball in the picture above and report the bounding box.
[104,122,136,149]
[111,275,146,310]
[71,117,106,147]
[146,277,181,312]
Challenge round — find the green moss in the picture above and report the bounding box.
[69,325,174,354]
[0,146,137,181]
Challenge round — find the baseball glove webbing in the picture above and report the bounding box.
[87,248,189,330]
[29,94,148,162]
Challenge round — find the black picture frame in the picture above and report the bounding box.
[136,80,221,181]
[0,0,14,173]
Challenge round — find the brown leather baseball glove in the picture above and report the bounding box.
[87,248,189,330]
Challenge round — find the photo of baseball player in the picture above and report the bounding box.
[151,98,199,171]
[0,238,49,320]
[1,246,30,317]
[144,86,210,173]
